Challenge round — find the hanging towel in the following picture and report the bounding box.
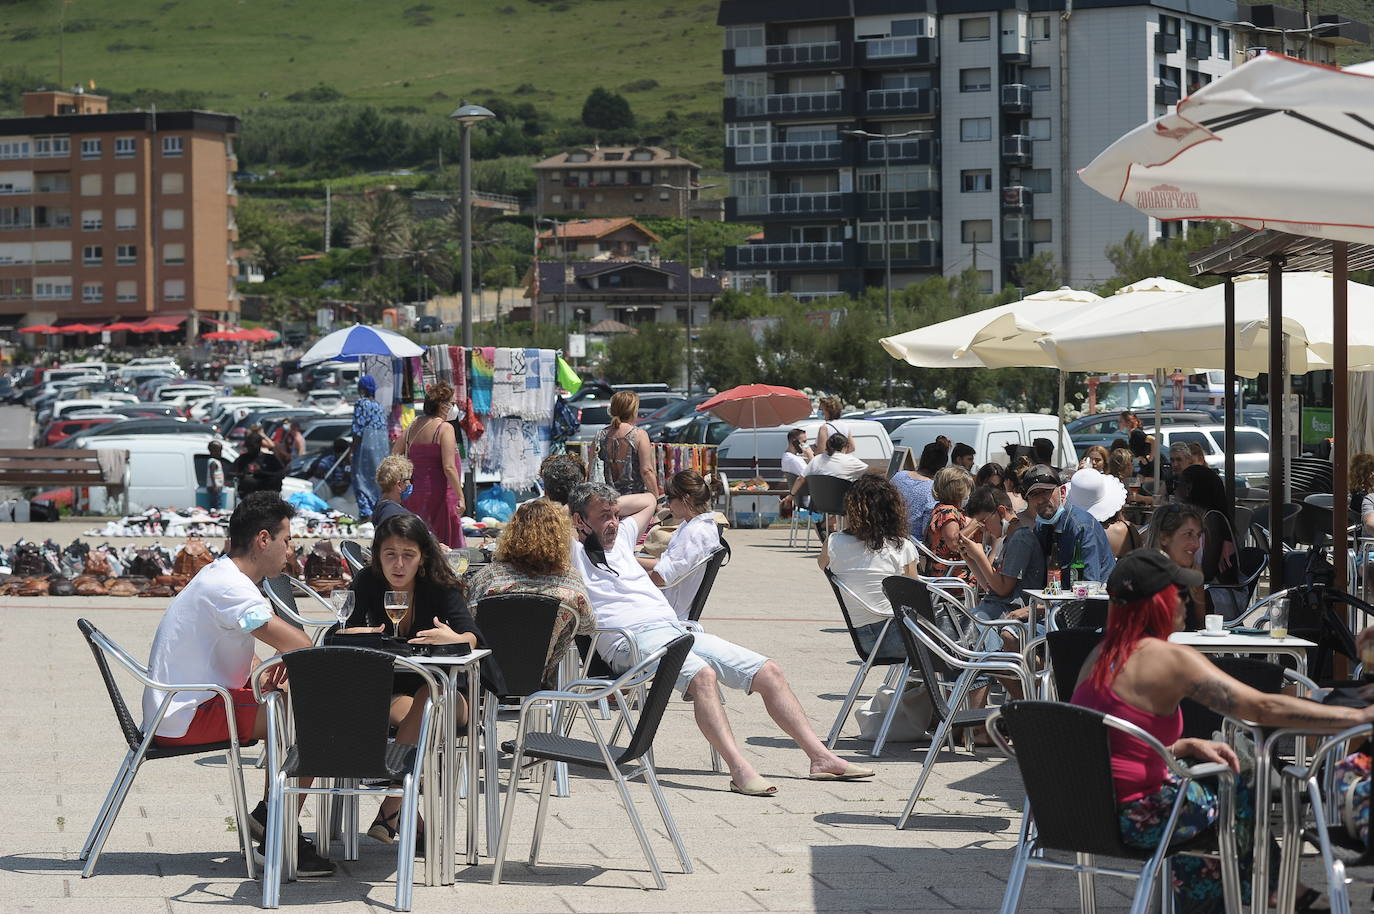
[487,417,549,490]
[450,346,467,407]
[491,347,524,417]
[522,348,557,420]
[470,347,495,415]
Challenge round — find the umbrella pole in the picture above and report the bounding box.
[1334,242,1349,597]
[1224,276,1237,530]
[1267,257,1286,591]
[1154,368,1163,489]
[1057,370,1065,454]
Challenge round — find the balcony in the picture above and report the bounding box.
[856,36,935,67]
[861,137,937,166]
[1001,185,1032,210]
[1155,83,1181,106]
[725,241,855,270]
[725,140,846,170]
[1001,134,1032,165]
[788,290,847,303]
[1000,84,1031,115]
[1154,32,1181,54]
[860,189,939,219]
[862,87,938,117]
[1185,38,1211,59]
[723,41,847,72]
[860,240,940,269]
[727,91,848,121]
[728,192,850,220]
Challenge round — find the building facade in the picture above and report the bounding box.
[537,218,662,260]
[718,0,1365,297]
[521,260,719,327]
[0,89,240,333]
[532,146,702,217]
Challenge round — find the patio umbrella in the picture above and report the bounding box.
[59,323,104,334]
[104,322,139,332]
[138,323,180,334]
[697,384,812,479]
[242,327,279,342]
[18,325,56,334]
[201,330,236,341]
[300,323,425,365]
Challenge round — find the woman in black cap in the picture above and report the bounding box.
[1071,549,1370,913]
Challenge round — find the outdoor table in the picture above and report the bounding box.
[410,648,490,883]
[1168,631,1314,678]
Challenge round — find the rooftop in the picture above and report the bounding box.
[533,145,701,170]
[537,217,662,243]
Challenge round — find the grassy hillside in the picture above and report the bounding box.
[0,0,724,120]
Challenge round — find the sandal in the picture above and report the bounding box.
[367,809,400,845]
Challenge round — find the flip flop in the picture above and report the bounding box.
[808,762,876,781]
[729,775,778,797]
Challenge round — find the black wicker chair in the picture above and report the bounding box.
[262,574,338,644]
[76,618,258,879]
[685,539,732,624]
[492,634,695,889]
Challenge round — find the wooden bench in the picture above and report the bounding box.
[0,448,124,490]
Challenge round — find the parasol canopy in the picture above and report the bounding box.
[300,323,425,365]
[696,384,812,428]
[18,325,56,334]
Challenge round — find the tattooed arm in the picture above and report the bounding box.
[1177,647,1372,731]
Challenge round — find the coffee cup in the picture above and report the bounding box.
[1204,614,1224,633]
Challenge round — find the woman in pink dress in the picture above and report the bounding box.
[393,381,466,547]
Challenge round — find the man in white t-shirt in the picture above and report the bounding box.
[141,491,332,875]
[569,482,873,797]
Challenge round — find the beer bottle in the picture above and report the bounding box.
[1046,533,1062,594]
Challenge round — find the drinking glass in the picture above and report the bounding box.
[1268,597,1289,639]
[329,589,355,627]
[449,553,470,576]
[384,590,410,631]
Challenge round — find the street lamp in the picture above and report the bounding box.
[841,127,930,402]
[449,101,496,348]
[656,181,720,396]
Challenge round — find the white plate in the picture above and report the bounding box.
[1195,629,1230,637]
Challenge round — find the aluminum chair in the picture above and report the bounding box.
[262,574,338,644]
[338,539,369,575]
[254,647,440,911]
[492,635,695,889]
[822,569,912,756]
[914,537,969,578]
[990,700,1241,914]
[76,618,257,879]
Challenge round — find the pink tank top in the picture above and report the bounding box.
[1070,676,1182,803]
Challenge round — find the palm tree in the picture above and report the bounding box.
[349,192,408,276]
[399,219,454,299]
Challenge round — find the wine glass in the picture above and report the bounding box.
[449,552,470,576]
[328,589,355,628]
[383,590,410,633]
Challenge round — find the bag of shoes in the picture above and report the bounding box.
[83,550,113,577]
[73,575,108,596]
[19,578,50,596]
[13,542,47,578]
[48,575,75,596]
[173,537,214,578]
[106,578,141,597]
[304,540,347,590]
[140,582,176,597]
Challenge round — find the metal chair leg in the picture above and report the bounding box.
[79,750,135,861]
[81,749,147,878]
[262,773,285,909]
[396,776,418,912]
[609,766,666,889]
[484,697,501,855]
[490,743,526,886]
[896,674,972,830]
[1076,852,1098,914]
[223,739,256,879]
[528,761,557,866]
[641,757,692,874]
[997,803,1034,914]
[826,650,880,748]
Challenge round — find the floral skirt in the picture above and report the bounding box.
[1118,772,1260,914]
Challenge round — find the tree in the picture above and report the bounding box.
[398,219,454,299]
[694,321,759,391]
[641,218,762,274]
[1009,251,1064,295]
[580,87,634,131]
[349,192,408,276]
[602,324,682,383]
[1099,222,1231,294]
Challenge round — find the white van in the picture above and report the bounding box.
[60,361,112,378]
[87,435,237,513]
[889,413,1078,469]
[717,418,894,487]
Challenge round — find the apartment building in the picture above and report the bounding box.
[0,89,240,335]
[718,0,1366,297]
[532,146,702,217]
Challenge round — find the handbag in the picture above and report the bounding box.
[854,684,933,742]
[173,537,214,578]
[459,397,485,442]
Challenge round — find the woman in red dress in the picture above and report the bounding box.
[393,381,466,547]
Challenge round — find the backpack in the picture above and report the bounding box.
[551,395,580,444]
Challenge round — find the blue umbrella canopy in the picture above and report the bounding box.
[299,324,426,365]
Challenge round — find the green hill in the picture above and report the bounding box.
[0,0,724,121]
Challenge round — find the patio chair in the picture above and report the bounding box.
[1045,628,1103,700]
[685,539,732,624]
[822,569,911,756]
[1252,502,1302,551]
[1205,546,1268,620]
[339,540,369,575]
[254,646,439,911]
[262,575,339,644]
[882,576,1035,830]
[914,537,969,579]
[491,634,695,890]
[76,618,258,879]
[805,475,853,539]
[989,700,1241,914]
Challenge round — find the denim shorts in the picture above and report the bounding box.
[610,620,770,697]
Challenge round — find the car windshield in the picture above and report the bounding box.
[579,406,611,424]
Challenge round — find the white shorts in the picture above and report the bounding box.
[610,621,769,697]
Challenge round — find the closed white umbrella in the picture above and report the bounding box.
[299,323,426,366]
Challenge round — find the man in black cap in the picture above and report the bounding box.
[1021,463,1116,584]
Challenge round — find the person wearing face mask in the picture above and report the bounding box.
[393,381,466,547]
[349,374,389,520]
[369,455,416,527]
[1021,464,1117,585]
[960,485,1038,634]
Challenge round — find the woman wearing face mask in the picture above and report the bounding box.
[369,455,415,527]
[393,381,466,547]
[349,374,389,520]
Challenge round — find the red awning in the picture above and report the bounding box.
[58,323,105,333]
[138,322,180,333]
[104,321,139,332]
[18,325,56,334]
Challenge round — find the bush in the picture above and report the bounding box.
[286,83,345,104]
[580,87,633,130]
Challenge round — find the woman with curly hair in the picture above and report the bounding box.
[818,474,917,658]
[393,380,466,547]
[468,499,596,686]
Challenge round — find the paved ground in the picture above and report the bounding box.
[0,518,1119,914]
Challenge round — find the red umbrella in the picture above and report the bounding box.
[19,325,56,334]
[696,384,813,479]
[59,323,104,333]
[237,327,278,342]
[202,330,235,341]
[104,322,139,332]
[139,322,180,333]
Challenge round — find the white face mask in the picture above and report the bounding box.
[446,403,460,422]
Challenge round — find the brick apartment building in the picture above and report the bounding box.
[532,145,702,217]
[0,89,240,339]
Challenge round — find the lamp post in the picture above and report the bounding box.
[655,181,720,396]
[842,127,929,403]
[448,102,496,348]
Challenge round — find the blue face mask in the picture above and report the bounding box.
[1036,502,1067,526]
[400,483,414,500]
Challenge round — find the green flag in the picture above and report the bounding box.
[556,356,582,395]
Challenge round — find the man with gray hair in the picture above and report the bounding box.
[567,482,873,796]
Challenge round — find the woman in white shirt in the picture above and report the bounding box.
[818,474,918,659]
[813,395,847,454]
[639,470,723,619]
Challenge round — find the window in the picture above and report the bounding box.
[35,278,72,300]
[115,208,136,230]
[82,282,102,303]
[34,206,70,228]
[35,241,70,263]
[1159,64,1182,88]
[163,279,185,302]
[79,210,101,231]
[0,206,31,229]
[161,136,184,157]
[35,173,70,193]
[961,220,993,243]
[114,173,136,195]
[959,17,991,41]
[162,209,185,231]
[1160,15,1181,37]
[960,118,992,142]
[115,137,136,158]
[80,174,102,196]
[0,140,31,159]
[163,243,185,265]
[33,136,70,158]
[959,68,992,92]
[116,280,137,303]
[82,245,102,266]
[632,192,645,203]
[1031,219,1053,242]
[726,24,765,66]
[1026,118,1051,141]
[1024,169,1052,193]
[1188,21,1211,44]
[1169,430,1216,454]
[1030,15,1050,40]
[1218,28,1231,57]
[659,191,670,201]
[1025,67,1051,91]
[566,150,590,163]
[161,172,184,194]
[116,244,137,265]
[80,138,102,159]
[549,194,561,204]
[1187,69,1212,92]
[1232,429,1268,454]
[961,169,992,193]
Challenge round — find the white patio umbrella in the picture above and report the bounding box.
[299,323,426,366]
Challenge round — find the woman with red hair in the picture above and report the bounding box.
[1071,550,1374,913]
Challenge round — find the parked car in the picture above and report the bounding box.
[668,414,737,447]
[61,417,208,447]
[225,407,324,442]
[843,407,947,435]
[219,363,252,386]
[569,398,614,444]
[1152,424,1271,485]
[415,315,441,333]
[0,375,16,404]
[640,395,712,442]
[39,415,126,446]
[86,434,236,513]
[295,415,354,451]
[82,404,188,420]
[567,381,672,403]
[1067,409,1217,454]
[889,413,1077,469]
[303,389,353,415]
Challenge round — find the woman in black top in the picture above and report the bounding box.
[345,513,493,843]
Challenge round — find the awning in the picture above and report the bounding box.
[18,325,56,334]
